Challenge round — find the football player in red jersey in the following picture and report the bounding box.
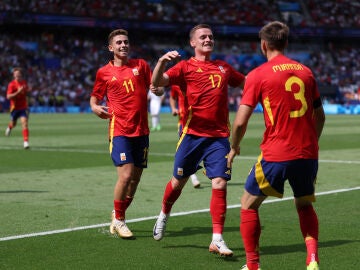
[5,67,30,149]
[228,21,325,270]
[151,24,245,256]
[90,29,162,239]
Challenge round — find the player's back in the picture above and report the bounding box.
[245,54,320,161]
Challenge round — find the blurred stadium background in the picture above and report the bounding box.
[0,0,359,114]
[1,3,359,269]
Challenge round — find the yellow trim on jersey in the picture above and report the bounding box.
[255,153,283,198]
[109,114,116,154]
[176,106,193,151]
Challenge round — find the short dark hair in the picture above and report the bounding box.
[189,24,212,40]
[108,29,128,44]
[259,21,289,51]
[12,67,23,74]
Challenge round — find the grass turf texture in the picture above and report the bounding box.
[0,113,359,269]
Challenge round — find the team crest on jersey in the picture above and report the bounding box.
[177,167,184,176]
[218,66,225,73]
[120,152,126,161]
[132,68,139,76]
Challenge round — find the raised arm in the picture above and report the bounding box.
[151,50,181,87]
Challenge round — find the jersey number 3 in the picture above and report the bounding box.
[264,76,308,125]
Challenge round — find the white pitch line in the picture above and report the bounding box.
[319,159,360,164]
[1,186,359,242]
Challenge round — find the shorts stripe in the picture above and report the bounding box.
[255,153,283,198]
[109,115,115,153]
[247,153,317,201]
[176,107,192,151]
[177,130,186,151]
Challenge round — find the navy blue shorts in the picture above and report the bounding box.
[10,109,29,121]
[245,153,318,201]
[173,134,231,180]
[110,135,149,168]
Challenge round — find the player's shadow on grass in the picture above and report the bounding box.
[166,225,240,238]
[186,181,245,190]
[0,190,48,193]
[259,239,358,256]
[130,225,240,240]
[161,241,243,262]
[170,245,241,262]
[227,182,245,187]
[130,225,243,260]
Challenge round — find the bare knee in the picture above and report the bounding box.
[211,177,227,190]
[241,190,266,210]
[171,176,188,190]
[295,197,313,210]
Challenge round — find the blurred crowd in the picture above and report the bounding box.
[0,0,278,26]
[1,0,359,27]
[0,28,167,112]
[0,31,101,112]
[0,0,359,112]
[305,0,360,27]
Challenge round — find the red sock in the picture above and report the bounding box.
[162,181,182,214]
[8,124,13,129]
[125,196,134,210]
[22,128,29,142]
[297,205,319,264]
[114,199,127,220]
[210,189,226,234]
[240,209,261,270]
[305,238,318,265]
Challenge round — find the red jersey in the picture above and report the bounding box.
[167,57,245,137]
[241,54,321,161]
[7,79,29,111]
[92,59,151,137]
[170,85,187,126]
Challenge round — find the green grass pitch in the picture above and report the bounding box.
[0,113,359,269]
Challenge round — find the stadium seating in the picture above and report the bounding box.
[0,1,359,112]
